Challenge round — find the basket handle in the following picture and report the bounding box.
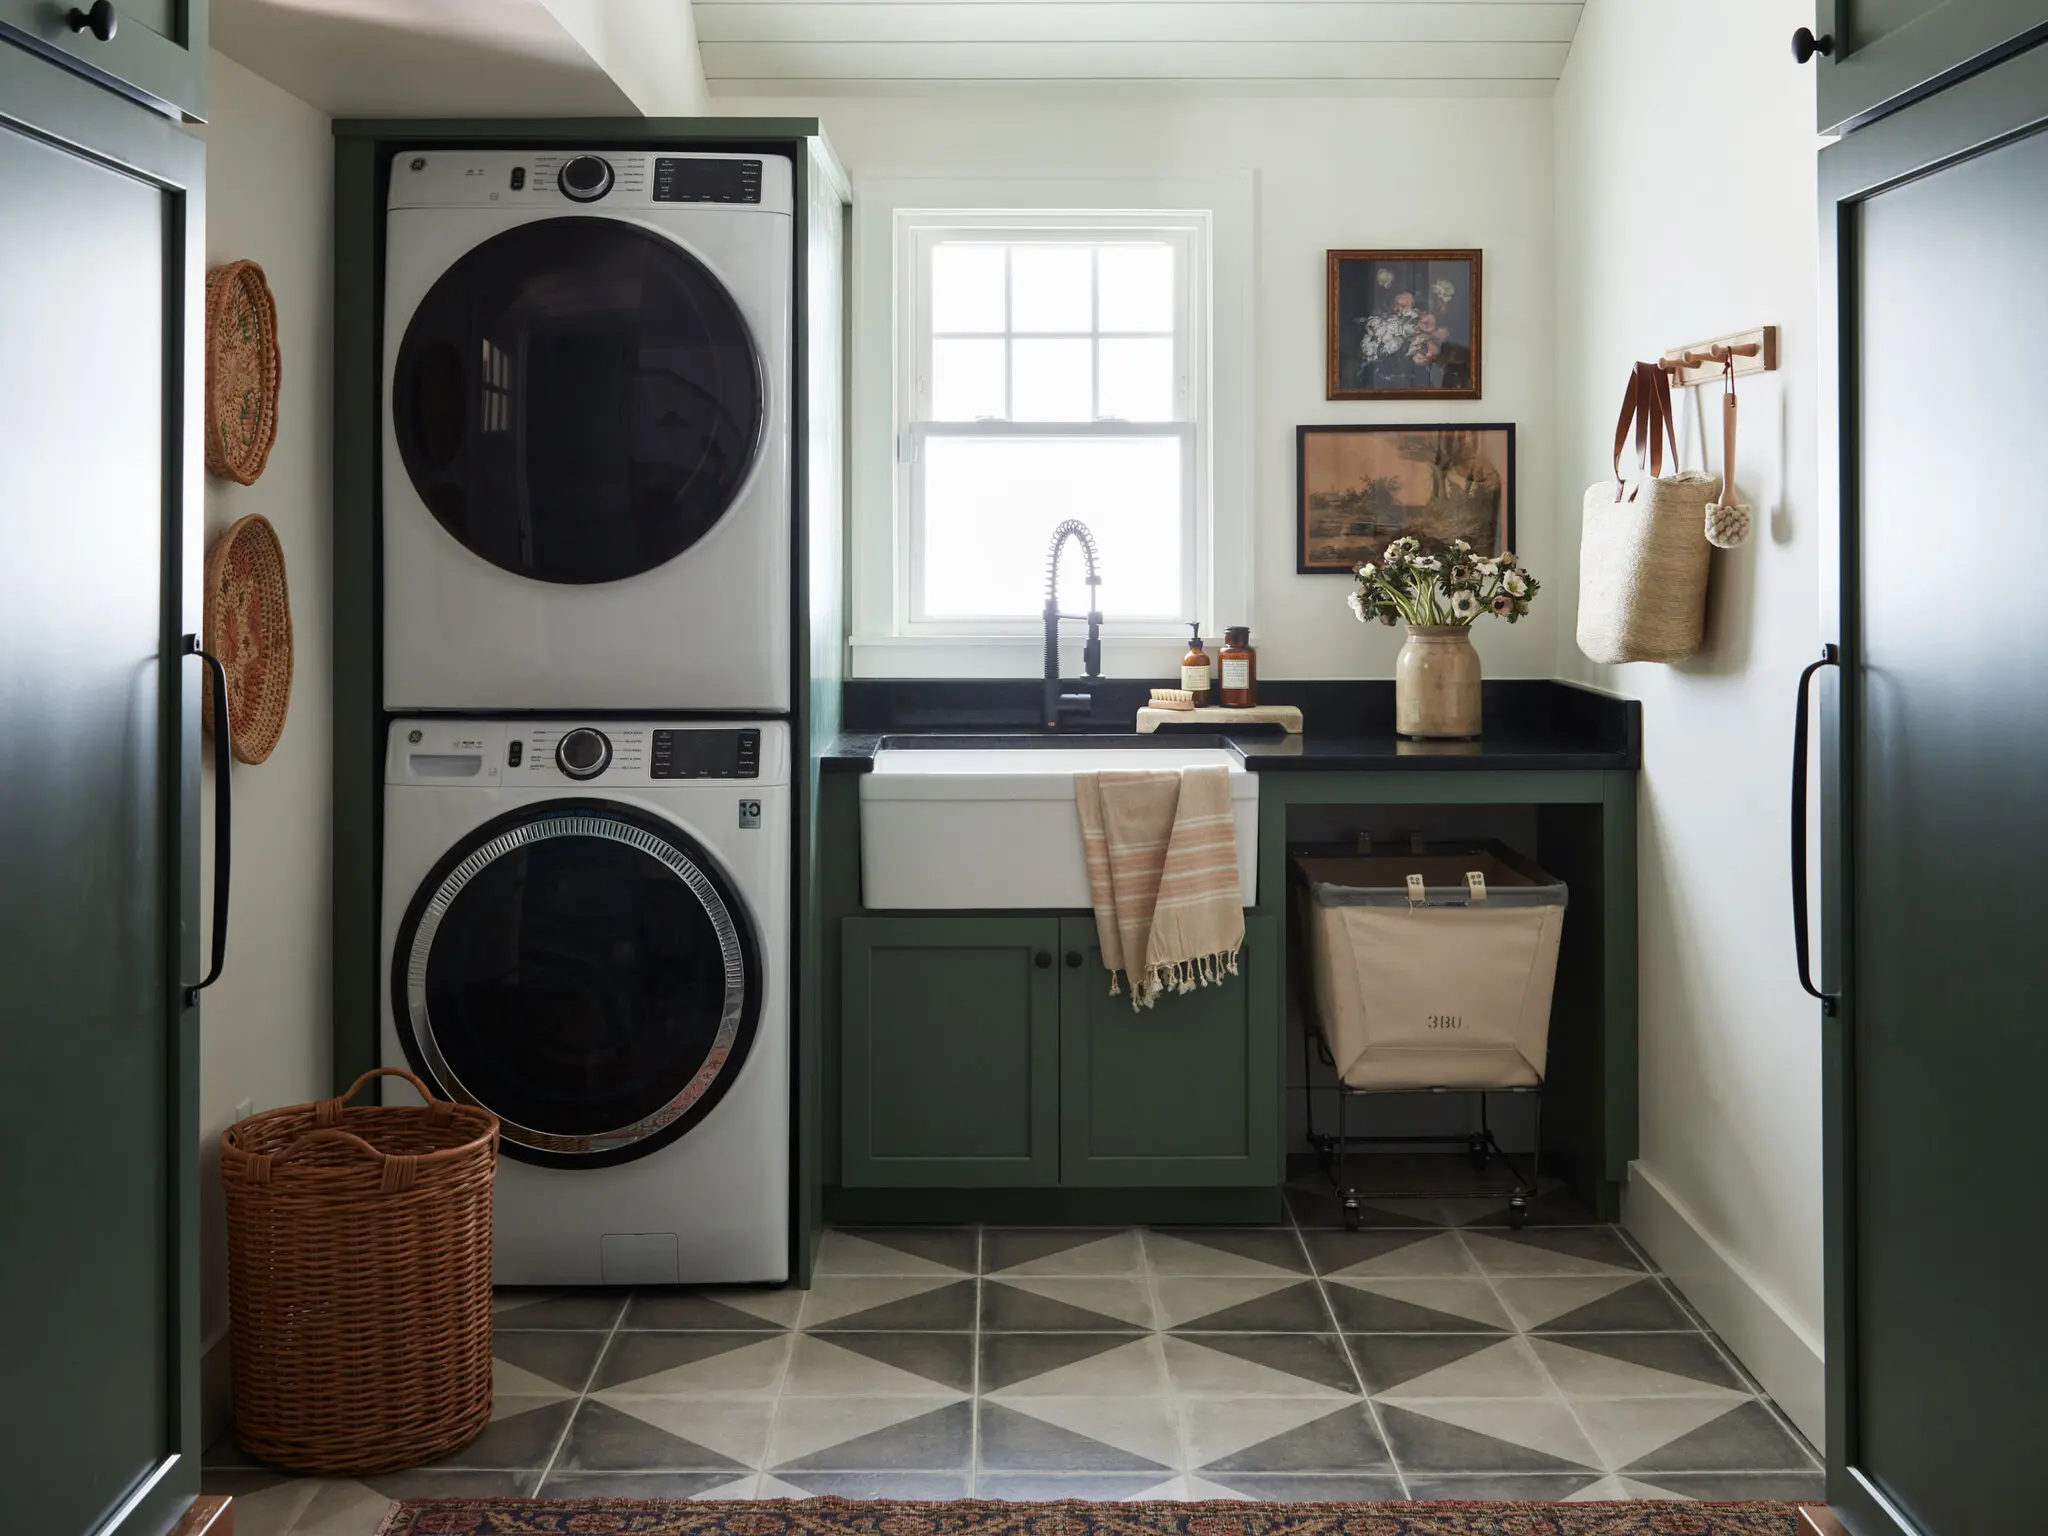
[245,1129,423,1193]
[316,1066,453,1129]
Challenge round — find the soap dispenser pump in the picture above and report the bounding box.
[1180,622,1212,706]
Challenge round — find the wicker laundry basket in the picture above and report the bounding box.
[220,1067,498,1475]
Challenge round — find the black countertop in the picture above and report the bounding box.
[823,679,1639,774]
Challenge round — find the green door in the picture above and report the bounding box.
[0,46,205,1536]
[1811,0,2046,132]
[0,0,208,120]
[841,916,1061,1187]
[1058,914,1279,1187]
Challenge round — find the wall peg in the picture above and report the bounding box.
[1659,325,1778,388]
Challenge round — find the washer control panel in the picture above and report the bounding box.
[388,720,788,787]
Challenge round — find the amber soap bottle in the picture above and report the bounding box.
[1219,625,1257,706]
[1180,623,1212,705]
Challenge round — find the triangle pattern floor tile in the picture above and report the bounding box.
[985,1228,1145,1275]
[1576,1395,1763,1472]
[1348,1332,1514,1395]
[1463,1226,1647,1274]
[976,1399,1177,1473]
[783,1333,976,1397]
[490,1330,604,1393]
[1179,1395,1369,1469]
[588,1393,774,1468]
[1531,1337,1751,1400]
[1566,1474,1694,1500]
[1491,1274,1645,1330]
[490,1359,580,1406]
[983,1277,1153,1331]
[1143,1228,1308,1276]
[1617,1398,1818,1474]
[811,1329,978,1394]
[815,1229,974,1278]
[288,1478,392,1536]
[804,1277,977,1331]
[753,1475,816,1499]
[1377,1337,1554,1401]
[432,1398,576,1468]
[1160,1333,1358,1397]
[1193,1401,1393,1474]
[980,1331,1146,1392]
[1537,1331,1749,1391]
[1198,1473,1408,1502]
[1325,1276,1513,1331]
[984,1335,1171,1398]
[1630,1471,1828,1500]
[1390,1397,1602,1469]
[1306,1229,1477,1279]
[537,1471,753,1500]
[626,1290,792,1332]
[592,1332,789,1395]
[768,1472,973,1499]
[1524,1276,1695,1333]
[1402,1473,1608,1501]
[210,1480,317,1536]
[1377,1401,1599,1474]
[493,1291,623,1331]
[556,1398,752,1474]
[826,1227,977,1272]
[771,1398,974,1472]
[1157,1278,1329,1332]
[975,1472,1190,1501]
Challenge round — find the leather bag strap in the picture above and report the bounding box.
[1611,362,1681,501]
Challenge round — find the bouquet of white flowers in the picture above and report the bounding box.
[1347,537,1540,628]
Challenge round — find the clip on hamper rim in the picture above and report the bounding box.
[1293,843,1569,910]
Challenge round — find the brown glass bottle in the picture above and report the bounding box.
[1219,625,1257,707]
[1180,622,1212,706]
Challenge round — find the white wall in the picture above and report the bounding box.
[1551,0,1827,1444]
[195,51,334,1431]
[718,93,1557,680]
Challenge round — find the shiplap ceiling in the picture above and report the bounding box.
[696,0,1584,95]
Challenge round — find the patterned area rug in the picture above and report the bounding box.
[375,1496,1815,1535]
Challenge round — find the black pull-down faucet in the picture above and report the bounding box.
[1042,519,1103,729]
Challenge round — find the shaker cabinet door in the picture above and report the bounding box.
[1812,0,2046,133]
[0,0,208,120]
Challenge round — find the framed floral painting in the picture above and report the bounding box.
[1296,423,1515,574]
[1326,249,1482,400]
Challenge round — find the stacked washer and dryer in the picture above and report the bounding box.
[378,148,795,1286]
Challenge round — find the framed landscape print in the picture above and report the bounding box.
[1326,249,1482,400]
[1296,423,1515,574]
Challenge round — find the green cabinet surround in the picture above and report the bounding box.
[841,913,1282,1193]
[1811,0,2047,133]
[0,0,208,120]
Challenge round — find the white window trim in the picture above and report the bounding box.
[848,172,1254,679]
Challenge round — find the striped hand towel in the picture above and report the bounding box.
[1074,766,1245,1009]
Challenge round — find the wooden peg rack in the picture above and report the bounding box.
[1659,325,1778,388]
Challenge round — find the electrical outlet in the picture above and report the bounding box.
[234,1097,253,1122]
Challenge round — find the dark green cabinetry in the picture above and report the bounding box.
[1812,0,2046,133]
[841,917,1060,1186]
[0,0,207,120]
[1059,914,1279,1187]
[841,914,1280,1191]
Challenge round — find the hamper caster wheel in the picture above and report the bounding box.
[1468,1134,1492,1172]
[1507,1195,1530,1229]
[1342,1197,1363,1231]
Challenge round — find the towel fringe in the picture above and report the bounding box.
[1128,946,1243,1011]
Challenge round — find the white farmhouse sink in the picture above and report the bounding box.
[859,740,1259,910]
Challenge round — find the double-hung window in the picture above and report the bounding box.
[899,213,1206,636]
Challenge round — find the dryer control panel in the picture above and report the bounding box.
[387,149,793,216]
[388,719,790,787]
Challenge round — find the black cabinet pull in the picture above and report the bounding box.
[185,634,231,1007]
[1034,950,1052,969]
[1065,951,1084,968]
[1791,643,1839,1016]
[1791,26,1833,63]
[66,1,118,41]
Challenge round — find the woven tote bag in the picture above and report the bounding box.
[220,1067,498,1474]
[1577,361,1718,663]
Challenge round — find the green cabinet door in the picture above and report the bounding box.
[841,916,1061,1187]
[1812,0,2046,133]
[0,0,208,120]
[1057,914,1280,1187]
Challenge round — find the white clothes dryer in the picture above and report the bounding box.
[380,718,789,1286]
[382,150,790,711]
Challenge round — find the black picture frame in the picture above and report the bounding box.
[1296,423,1517,575]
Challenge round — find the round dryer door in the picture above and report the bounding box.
[392,217,765,585]
[392,801,763,1166]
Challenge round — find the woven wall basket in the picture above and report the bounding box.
[204,260,281,484]
[203,514,294,764]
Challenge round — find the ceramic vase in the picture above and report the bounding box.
[1395,624,1482,738]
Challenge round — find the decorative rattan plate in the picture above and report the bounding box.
[204,514,295,764]
[204,260,281,484]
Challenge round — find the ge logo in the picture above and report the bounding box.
[738,800,763,829]
[407,729,423,743]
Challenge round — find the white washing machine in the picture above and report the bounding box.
[382,149,791,712]
[380,718,789,1286]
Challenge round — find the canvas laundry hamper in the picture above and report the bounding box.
[1293,847,1567,1091]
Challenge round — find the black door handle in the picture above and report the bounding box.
[66,1,118,41]
[1791,643,1839,1016]
[1065,951,1084,968]
[1791,26,1833,63]
[1034,951,1052,969]
[186,634,231,1007]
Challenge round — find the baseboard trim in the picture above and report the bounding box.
[1623,1160,1826,1451]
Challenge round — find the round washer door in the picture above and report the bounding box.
[392,801,762,1167]
[392,216,765,585]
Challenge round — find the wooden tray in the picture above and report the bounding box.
[1137,703,1303,734]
